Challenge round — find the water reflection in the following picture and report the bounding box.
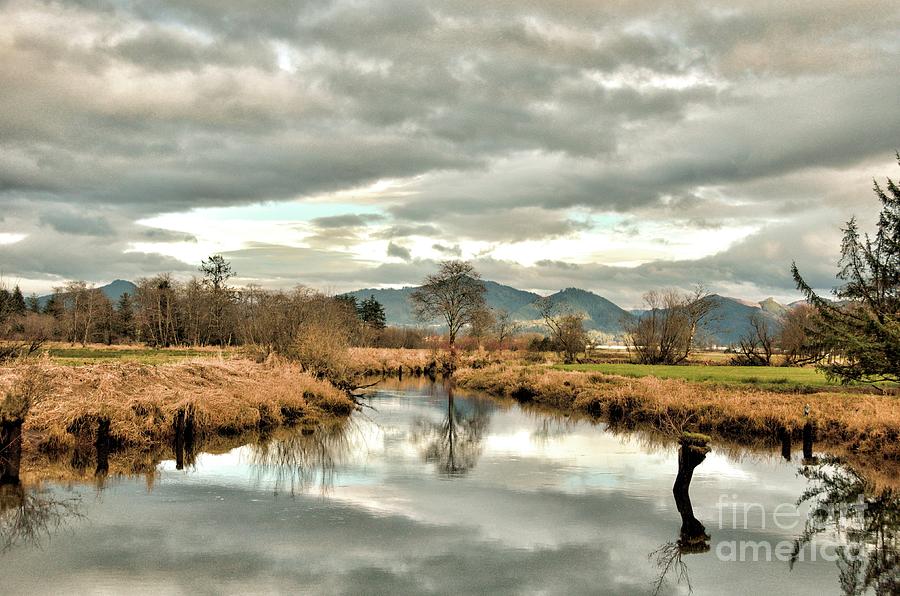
[4,378,900,595]
[248,421,354,495]
[651,434,711,595]
[410,384,492,477]
[794,458,900,595]
[0,481,82,554]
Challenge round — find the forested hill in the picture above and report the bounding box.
[37,279,137,309]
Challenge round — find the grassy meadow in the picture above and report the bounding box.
[43,344,233,365]
[556,362,834,391]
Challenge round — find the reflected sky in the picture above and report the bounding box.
[0,380,878,595]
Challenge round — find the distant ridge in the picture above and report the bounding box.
[37,279,137,308]
[347,281,800,345]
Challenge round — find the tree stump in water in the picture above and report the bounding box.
[674,433,711,552]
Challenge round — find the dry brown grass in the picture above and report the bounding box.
[347,347,536,376]
[0,357,354,453]
[348,347,445,376]
[455,364,900,459]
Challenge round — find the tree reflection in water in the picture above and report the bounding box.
[248,421,354,495]
[411,385,491,477]
[650,434,711,596]
[0,481,82,554]
[792,458,900,595]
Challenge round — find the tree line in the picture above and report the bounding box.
[0,256,409,352]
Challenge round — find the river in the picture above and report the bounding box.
[1,377,897,594]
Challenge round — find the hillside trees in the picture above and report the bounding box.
[792,155,900,384]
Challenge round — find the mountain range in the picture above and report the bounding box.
[38,278,795,346]
[347,280,793,345]
[347,281,633,335]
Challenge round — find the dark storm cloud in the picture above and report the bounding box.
[388,203,593,242]
[38,210,115,237]
[0,229,192,282]
[0,0,897,295]
[374,224,440,239]
[137,228,198,243]
[386,241,412,261]
[432,243,462,256]
[310,213,385,229]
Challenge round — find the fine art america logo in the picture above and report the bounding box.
[713,493,869,562]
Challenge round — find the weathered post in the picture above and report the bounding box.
[802,421,815,462]
[95,418,110,477]
[174,409,186,470]
[778,427,791,461]
[0,419,23,483]
[174,408,196,470]
[802,404,815,463]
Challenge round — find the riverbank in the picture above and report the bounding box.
[0,358,355,456]
[455,364,900,460]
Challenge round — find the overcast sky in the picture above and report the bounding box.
[1,0,898,306]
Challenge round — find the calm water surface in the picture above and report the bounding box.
[2,378,897,595]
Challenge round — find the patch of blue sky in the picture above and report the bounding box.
[193,201,385,223]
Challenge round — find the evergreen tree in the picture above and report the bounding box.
[26,293,39,313]
[115,292,135,341]
[358,295,386,330]
[11,285,26,314]
[792,154,900,384]
[43,292,64,319]
[0,288,9,322]
[199,255,234,290]
[335,294,358,316]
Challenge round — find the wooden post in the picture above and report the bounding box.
[0,420,23,482]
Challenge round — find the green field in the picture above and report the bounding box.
[555,362,839,391]
[46,347,217,365]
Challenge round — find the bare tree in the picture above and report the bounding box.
[732,314,777,366]
[537,298,587,364]
[625,286,715,364]
[779,304,826,366]
[57,282,104,346]
[409,261,487,351]
[466,306,496,347]
[134,275,180,347]
[492,309,521,349]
